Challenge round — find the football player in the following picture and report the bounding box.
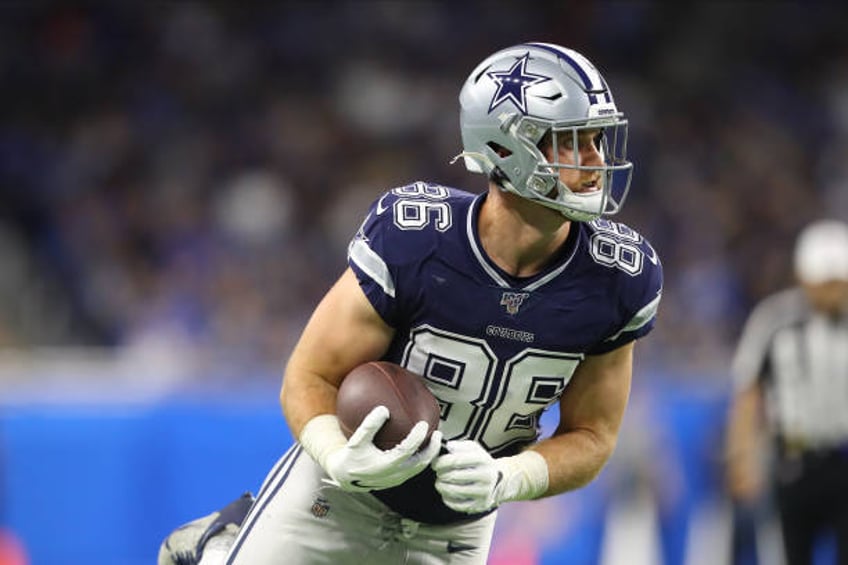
[159,42,662,565]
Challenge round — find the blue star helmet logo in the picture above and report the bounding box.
[486,53,550,115]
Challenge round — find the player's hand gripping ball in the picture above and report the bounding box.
[337,361,441,451]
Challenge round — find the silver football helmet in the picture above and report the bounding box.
[456,42,633,222]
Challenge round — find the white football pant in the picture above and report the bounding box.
[222,444,497,565]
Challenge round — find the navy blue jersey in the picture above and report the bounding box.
[347,182,662,523]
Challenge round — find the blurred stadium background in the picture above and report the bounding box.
[0,2,846,564]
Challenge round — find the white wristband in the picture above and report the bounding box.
[298,414,348,470]
[498,450,549,503]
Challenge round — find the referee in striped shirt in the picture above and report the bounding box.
[726,219,848,565]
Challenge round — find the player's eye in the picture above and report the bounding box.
[557,132,575,150]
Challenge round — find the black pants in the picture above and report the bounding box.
[775,451,848,565]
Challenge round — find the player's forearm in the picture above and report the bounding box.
[529,426,617,496]
[528,345,631,496]
[280,366,340,439]
[279,268,396,440]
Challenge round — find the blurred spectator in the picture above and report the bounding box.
[0,2,846,386]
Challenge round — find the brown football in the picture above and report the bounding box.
[336,361,440,450]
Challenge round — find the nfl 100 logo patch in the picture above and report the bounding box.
[311,497,331,518]
[500,291,529,315]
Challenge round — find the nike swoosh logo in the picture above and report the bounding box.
[350,479,379,489]
[447,540,477,554]
[376,193,390,215]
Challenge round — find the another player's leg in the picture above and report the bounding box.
[158,492,255,565]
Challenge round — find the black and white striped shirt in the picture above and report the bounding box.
[732,288,848,453]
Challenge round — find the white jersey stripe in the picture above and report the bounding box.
[522,243,579,292]
[348,237,396,298]
[605,292,662,342]
[466,196,510,288]
[466,194,581,292]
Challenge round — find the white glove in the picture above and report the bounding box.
[432,439,549,514]
[300,406,442,492]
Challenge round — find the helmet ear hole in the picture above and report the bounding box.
[485,142,513,189]
[486,142,512,158]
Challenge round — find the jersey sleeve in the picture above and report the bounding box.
[346,190,435,328]
[590,234,664,354]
